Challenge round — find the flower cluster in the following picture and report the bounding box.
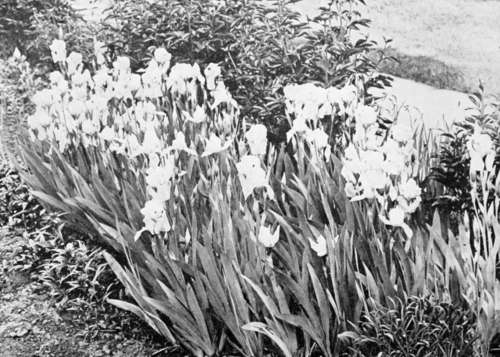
[281,80,422,239]
[29,40,425,249]
[341,107,421,237]
[467,124,495,174]
[29,39,240,156]
[282,81,418,244]
[283,82,357,122]
[29,40,247,240]
[283,82,361,166]
[29,39,284,246]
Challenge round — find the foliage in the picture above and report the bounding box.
[0,163,123,322]
[0,165,46,231]
[20,38,483,356]
[0,0,79,63]
[344,296,477,357]
[35,235,118,303]
[430,86,500,238]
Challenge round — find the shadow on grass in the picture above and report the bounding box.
[370,48,471,93]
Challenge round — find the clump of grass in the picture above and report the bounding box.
[343,296,478,357]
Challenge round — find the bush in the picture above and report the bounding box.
[0,50,38,162]
[0,0,80,63]
[17,34,415,354]
[102,0,391,142]
[430,87,500,240]
[344,296,477,357]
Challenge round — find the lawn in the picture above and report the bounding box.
[294,0,500,94]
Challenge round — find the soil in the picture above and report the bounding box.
[0,231,181,357]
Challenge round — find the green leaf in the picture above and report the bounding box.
[242,322,292,357]
[186,284,212,346]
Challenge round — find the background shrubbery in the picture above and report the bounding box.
[0,0,100,70]
[102,0,391,142]
[430,88,500,241]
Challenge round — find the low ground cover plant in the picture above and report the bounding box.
[345,296,477,357]
[0,162,116,305]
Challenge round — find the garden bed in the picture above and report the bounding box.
[1,1,500,356]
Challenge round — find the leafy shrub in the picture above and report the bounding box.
[0,0,98,72]
[430,87,500,240]
[102,0,391,142]
[0,51,39,162]
[344,296,478,357]
[0,0,80,63]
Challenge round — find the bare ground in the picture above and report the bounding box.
[0,231,177,357]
